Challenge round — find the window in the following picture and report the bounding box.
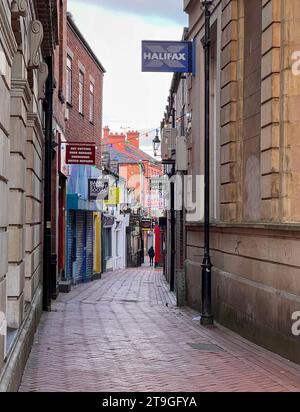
[66,55,72,104]
[89,82,94,123]
[79,70,84,114]
[104,228,112,259]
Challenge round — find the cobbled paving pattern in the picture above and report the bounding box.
[19,267,300,392]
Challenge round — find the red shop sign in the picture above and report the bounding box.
[65,143,96,165]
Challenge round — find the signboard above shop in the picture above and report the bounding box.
[88,178,109,201]
[142,40,194,73]
[66,143,96,165]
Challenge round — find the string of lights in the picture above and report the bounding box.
[99,112,191,148]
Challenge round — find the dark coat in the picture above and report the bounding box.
[148,247,155,258]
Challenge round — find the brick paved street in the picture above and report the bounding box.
[19,267,300,392]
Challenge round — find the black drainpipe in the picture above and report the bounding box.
[43,55,54,311]
[170,106,176,292]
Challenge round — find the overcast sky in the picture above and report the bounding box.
[68,0,187,153]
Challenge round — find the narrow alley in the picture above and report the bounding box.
[19,267,300,392]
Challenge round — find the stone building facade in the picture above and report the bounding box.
[0,0,57,391]
[175,0,300,363]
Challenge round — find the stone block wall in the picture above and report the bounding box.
[8,14,45,329]
[0,0,47,378]
[0,0,16,368]
[185,224,300,363]
[183,0,300,364]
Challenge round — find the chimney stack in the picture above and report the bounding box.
[127,131,140,149]
[103,126,110,138]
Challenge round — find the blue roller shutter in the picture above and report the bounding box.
[75,211,85,283]
[86,212,94,280]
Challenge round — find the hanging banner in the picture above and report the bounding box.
[66,143,96,165]
[142,41,194,73]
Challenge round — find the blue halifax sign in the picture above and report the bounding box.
[142,41,194,73]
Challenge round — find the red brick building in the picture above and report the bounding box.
[63,12,105,284]
[66,12,105,167]
[51,4,105,288]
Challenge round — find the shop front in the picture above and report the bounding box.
[102,215,115,272]
[65,164,102,284]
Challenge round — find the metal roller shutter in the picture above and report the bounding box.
[65,210,94,284]
[66,210,75,281]
[74,211,94,283]
[75,211,85,283]
[86,212,94,280]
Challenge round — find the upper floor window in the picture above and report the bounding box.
[66,55,72,104]
[79,70,84,114]
[89,82,94,123]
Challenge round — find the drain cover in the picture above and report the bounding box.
[188,343,224,352]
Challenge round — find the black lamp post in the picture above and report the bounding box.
[153,129,161,157]
[200,0,214,326]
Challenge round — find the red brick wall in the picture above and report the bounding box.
[106,132,126,151]
[66,17,104,168]
[127,131,139,148]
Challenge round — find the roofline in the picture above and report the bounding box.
[184,0,196,13]
[105,147,140,163]
[103,134,159,165]
[104,140,156,163]
[126,143,156,163]
[67,13,106,74]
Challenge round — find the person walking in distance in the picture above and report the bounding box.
[148,246,155,267]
